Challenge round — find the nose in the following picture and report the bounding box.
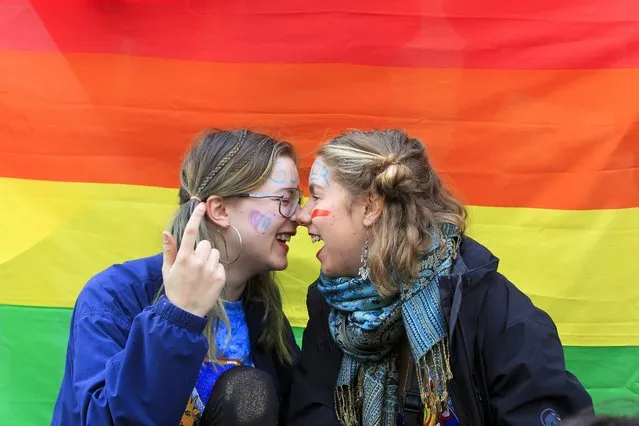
[291,198,312,226]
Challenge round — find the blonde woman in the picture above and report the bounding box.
[53,129,302,426]
[288,130,593,426]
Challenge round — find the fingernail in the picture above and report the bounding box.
[197,203,206,212]
[162,232,169,244]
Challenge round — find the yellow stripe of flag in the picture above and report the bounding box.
[2,178,638,346]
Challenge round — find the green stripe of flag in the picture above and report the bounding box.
[1,304,637,426]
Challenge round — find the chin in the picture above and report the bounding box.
[321,260,360,278]
[268,258,288,272]
[320,265,344,278]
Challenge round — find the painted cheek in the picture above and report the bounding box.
[248,210,275,234]
[311,209,331,219]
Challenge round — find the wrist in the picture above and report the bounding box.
[152,296,208,332]
[165,294,208,318]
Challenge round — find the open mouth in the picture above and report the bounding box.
[310,234,323,243]
[276,233,293,251]
[309,234,324,259]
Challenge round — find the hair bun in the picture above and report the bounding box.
[374,156,412,199]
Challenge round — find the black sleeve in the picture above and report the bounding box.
[287,282,343,426]
[479,273,594,426]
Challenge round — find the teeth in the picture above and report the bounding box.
[311,235,323,243]
[276,234,291,242]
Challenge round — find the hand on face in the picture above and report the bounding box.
[162,203,226,317]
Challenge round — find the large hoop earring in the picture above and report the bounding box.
[214,224,242,265]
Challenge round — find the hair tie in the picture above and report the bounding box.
[379,154,399,171]
[190,195,202,202]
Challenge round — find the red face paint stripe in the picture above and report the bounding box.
[311,209,331,218]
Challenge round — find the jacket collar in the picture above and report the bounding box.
[440,235,500,342]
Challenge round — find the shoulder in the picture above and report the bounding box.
[457,240,562,360]
[476,266,553,334]
[300,280,339,357]
[306,280,328,315]
[304,280,333,341]
[74,253,164,322]
[456,236,545,327]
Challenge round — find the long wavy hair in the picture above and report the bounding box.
[157,128,295,364]
[318,129,467,296]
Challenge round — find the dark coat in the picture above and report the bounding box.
[288,237,593,425]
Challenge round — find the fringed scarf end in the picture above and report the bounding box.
[335,384,361,426]
[415,338,453,417]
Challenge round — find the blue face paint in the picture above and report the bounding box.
[269,160,287,185]
[310,159,330,187]
[248,210,274,234]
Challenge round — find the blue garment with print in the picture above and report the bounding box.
[194,300,253,407]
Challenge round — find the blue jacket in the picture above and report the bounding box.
[288,236,593,426]
[52,254,300,425]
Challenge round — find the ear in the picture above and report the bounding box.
[362,193,383,227]
[205,196,230,228]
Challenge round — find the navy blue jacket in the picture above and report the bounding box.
[52,254,299,425]
[288,237,593,425]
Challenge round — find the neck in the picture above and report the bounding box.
[223,265,252,301]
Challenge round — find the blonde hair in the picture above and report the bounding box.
[318,129,467,296]
[159,129,295,364]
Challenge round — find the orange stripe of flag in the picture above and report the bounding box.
[1,51,637,209]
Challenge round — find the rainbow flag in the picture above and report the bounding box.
[1,1,638,424]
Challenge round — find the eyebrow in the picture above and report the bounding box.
[309,183,322,194]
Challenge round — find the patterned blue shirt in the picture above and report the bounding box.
[190,300,253,417]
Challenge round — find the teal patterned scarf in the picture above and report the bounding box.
[317,223,460,426]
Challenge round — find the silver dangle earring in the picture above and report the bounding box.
[358,232,370,280]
